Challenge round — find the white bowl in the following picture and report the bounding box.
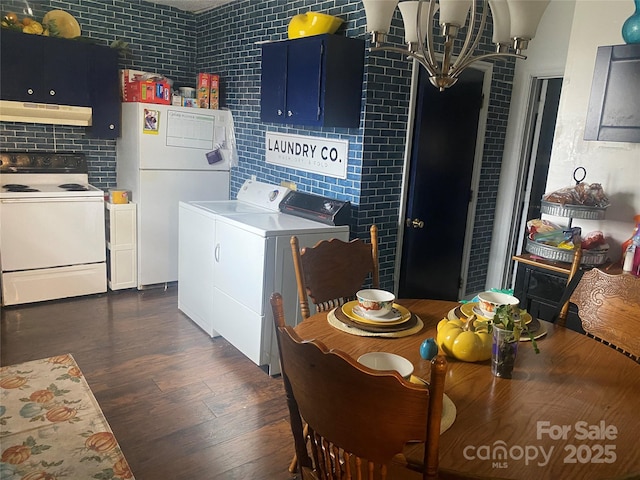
[356,289,395,317]
[357,352,414,379]
[477,291,520,319]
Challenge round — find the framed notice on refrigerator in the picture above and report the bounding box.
[265,132,348,179]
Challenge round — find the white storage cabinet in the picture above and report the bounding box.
[105,202,137,290]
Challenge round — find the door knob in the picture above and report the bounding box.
[406,218,425,229]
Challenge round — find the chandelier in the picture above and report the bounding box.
[362,0,550,91]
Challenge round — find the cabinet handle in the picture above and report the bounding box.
[214,243,220,262]
[277,109,283,116]
[49,90,56,96]
[27,89,34,95]
[109,124,115,130]
[287,110,293,117]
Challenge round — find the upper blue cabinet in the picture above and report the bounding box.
[0,29,120,139]
[260,34,364,128]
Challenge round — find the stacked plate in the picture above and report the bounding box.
[334,300,418,333]
[448,302,546,341]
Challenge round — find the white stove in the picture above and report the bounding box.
[1,174,104,199]
[0,152,107,306]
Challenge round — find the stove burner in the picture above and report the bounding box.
[59,183,89,191]
[3,184,40,192]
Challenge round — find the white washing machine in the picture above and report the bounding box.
[178,182,350,375]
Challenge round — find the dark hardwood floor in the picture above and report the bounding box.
[1,286,296,479]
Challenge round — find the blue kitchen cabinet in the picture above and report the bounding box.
[0,28,120,139]
[1,29,89,107]
[260,34,364,128]
[86,45,120,139]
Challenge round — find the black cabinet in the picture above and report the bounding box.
[86,46,120,139]
[513,260,585,334]
[584,43,640,143]
[260,34,364,128]
[0,29,120,139]
[1,29,89,106]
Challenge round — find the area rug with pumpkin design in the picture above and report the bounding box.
[0,354,134,480]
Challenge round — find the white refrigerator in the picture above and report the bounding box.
[116,102,236,288]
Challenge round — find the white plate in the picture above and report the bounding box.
[353,304,402,322]
[357,352,414,378]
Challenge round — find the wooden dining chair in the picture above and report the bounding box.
[270,292,448,480]
[291,224,379,320]
[288,225,379,473]
[570,268,640,362]
[555,244,583,327]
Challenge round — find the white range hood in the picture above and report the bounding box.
[0,100,92,126]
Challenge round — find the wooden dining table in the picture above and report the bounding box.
[294,298,640,479]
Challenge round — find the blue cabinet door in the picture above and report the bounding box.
[260,41,288,123]
[87,46,120,139]
[286,36,324,125]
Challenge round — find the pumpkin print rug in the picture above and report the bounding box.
[0,354,134,479]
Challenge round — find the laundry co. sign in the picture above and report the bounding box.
[265,132,348,179]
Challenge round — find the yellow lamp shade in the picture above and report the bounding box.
[287,12,344,39]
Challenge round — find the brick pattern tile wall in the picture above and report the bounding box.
[0,0,514,296]
[195,1,514,294]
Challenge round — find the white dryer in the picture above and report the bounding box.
[178,181,350,375]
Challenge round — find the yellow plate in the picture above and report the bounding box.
[342,301,411,326]
[43,10,81,38]
[460,302,532,324]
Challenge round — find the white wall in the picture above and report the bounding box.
[487,0,576,288]
[487,0,638,290]
[547,0,639,263]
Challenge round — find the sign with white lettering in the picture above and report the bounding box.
[265,132,349,179]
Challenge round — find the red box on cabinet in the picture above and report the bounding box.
[124,80,170,105]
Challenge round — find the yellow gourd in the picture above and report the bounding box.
[436,316,492,362]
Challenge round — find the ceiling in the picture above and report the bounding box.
[146,0,235,13]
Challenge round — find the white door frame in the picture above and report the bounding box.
[508,77,562,288]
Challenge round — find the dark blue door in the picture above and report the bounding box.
[399,67,484,301]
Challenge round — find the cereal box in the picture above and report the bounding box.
[209,74,220,110]
[197,73,210,109]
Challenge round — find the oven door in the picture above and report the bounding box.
[0,197,106,271]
